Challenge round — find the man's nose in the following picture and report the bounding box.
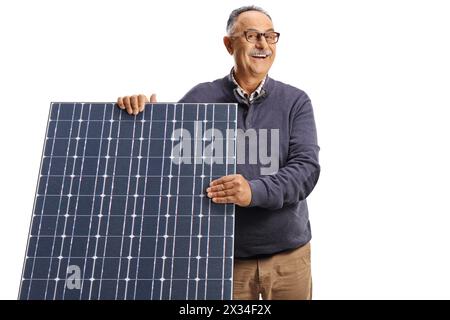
[255,37,268,49]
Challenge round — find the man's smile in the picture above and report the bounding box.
[249,50,272,59]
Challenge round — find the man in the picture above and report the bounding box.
[117,6,320,300]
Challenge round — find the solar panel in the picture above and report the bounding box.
[19,102,237,300]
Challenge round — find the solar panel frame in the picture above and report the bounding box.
[19,102,237,300]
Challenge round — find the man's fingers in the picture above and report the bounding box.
[123,96,132,115]
[138,94,146,112]
[212,196,234,204]
[117,93,157,114]
[130,95,139,115]
[206,181,235,193]
[117,97,125,109]
[208,189,237,198]
[209,175,236,187]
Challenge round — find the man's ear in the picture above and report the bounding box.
[223,36,233,55]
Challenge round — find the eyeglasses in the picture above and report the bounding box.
[242,30,281,44]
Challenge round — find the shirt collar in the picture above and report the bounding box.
[230,68,267,103]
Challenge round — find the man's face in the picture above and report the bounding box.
[225,11,277,79]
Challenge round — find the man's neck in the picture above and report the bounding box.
[233,68,267,94]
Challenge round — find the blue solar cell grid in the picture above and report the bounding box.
[19,102,237,300]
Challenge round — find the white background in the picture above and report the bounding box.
[1,0,449,300]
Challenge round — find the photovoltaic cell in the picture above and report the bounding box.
[19,102,237,300]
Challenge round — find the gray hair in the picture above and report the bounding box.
[226,5,272,35]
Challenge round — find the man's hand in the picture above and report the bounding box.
[117,93,157,115]
[206,174,252,207]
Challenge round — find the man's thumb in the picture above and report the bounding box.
[149,93,157,103]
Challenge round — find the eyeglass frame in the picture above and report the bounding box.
[231,29,281,44]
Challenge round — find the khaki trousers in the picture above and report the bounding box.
[233,242,312,300]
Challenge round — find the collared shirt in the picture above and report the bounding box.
[230,68,267,103]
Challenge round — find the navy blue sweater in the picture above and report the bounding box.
[179,74,320,258]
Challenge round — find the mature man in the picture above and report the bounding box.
[117,6,320,300]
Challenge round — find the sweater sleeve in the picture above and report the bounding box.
[178,87,199,103]
[178,83,210,103]
[247,98,320,210]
